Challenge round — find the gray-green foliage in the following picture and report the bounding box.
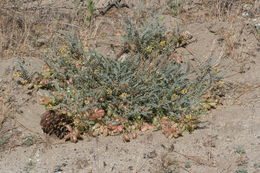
[185,161,192,168]
[42,31,221,124]
[0,138,8,146]
[234,168,248,173]
[167,0,186,15]
[163,169,173,173]
[235,146,246,154]
[87,0,95,16]
[16,61,32,83]
[22,135,37,147]
[123,13,182,61]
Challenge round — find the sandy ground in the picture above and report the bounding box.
[0,0,259,173]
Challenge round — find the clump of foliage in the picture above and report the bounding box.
[22,135,38,147]
[37,28,221,138]
[123,12,191,61]
[167,0,186,15]
[14,61,33,85]
[87,0,95,15]
[234,168,248,173]
[184,161,192,168]
[35,10,222,139]
[235,146,246,154]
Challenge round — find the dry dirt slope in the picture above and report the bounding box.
[0,0,260,173]
[0,23,259,173]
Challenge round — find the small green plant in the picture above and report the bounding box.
[123,12,190,61]
[86,0,95,20]
[22,135,37,147]
[0,137,8,146]
[235,146,246,154]
[167,0,186,15]
[73,0,96,25]
[87,0,95,13]
[254,163,260,168]
[254,162,260,168]
[163,169,173,173]
[234,168,248,173]
[184,161,191,168]
[14,61,33,84]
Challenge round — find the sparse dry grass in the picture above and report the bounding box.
[191,0,259,21]
[0,0,76,58]
[0,86,16,151]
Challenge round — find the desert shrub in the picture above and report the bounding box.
[38,30,221,136]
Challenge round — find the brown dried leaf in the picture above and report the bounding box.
[71,135,77,143]
[112,124,124,133]
[169,54,183,64]
[90,109,105,120]
[141,123,154,132]
[67,78,73,84]
[65,125,73,132]
[39,96,52,105]
[73,129,81,138]
[64,133,71,140]
[64,126,81,143]
[162,126,181,138]
[39,78,49,85]
[131,132,137,139]
[92,129,100,136]
[122,134,130,142]
[102,128,109,136]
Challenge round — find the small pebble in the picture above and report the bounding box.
[143,150,157,159]
[241,12,254,18]
[217,38,224,41]
[226,137,231,142]
[255,23,260,30]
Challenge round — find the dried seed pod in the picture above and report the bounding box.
[40,110,72,139]
[62,125,82,143]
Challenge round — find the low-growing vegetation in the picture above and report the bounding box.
[167,0,187,15]
[33,20,222,141]
[122,10,192,61]
[6,7,224,143]
[7,3,226,142]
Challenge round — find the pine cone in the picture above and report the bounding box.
[40,110,72,139]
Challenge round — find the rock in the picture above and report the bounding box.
[143,150,157,159]
[241,11,254,18]
[255,23,260,30]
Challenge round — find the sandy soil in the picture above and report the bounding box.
[0,0,259,173]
